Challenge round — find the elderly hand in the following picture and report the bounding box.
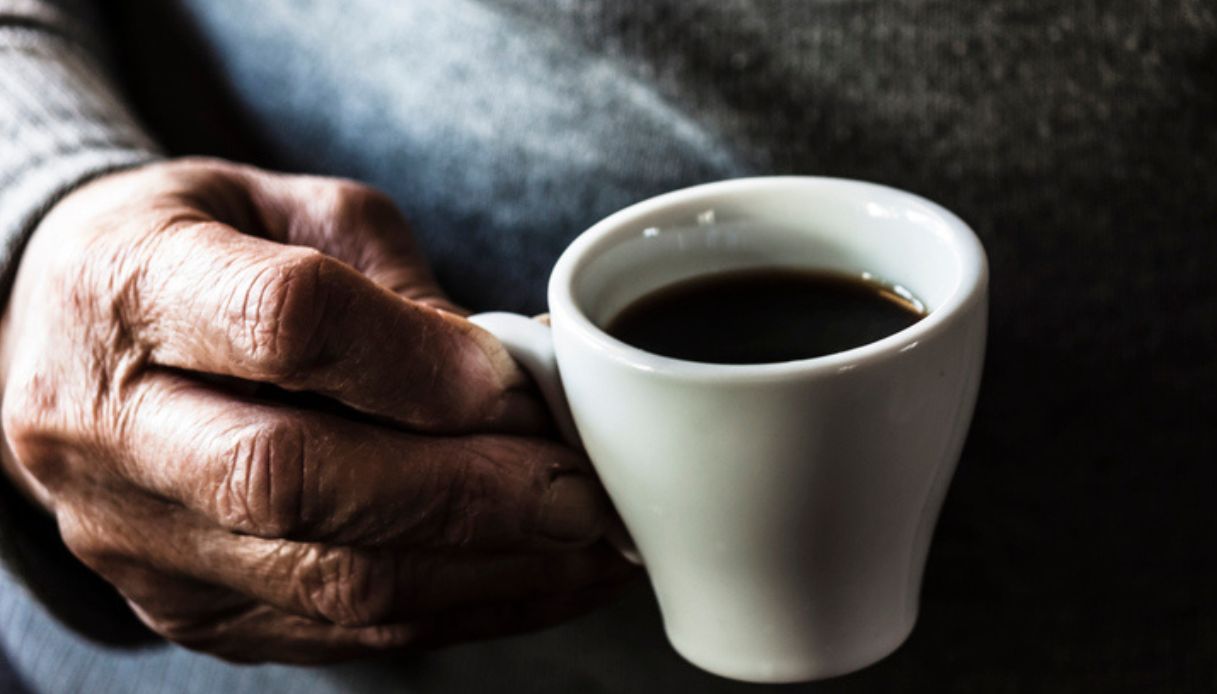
[0,158,633,663]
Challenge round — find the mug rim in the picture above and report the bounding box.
[548,176,988,381]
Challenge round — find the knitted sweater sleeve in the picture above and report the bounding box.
[1,0,161,299]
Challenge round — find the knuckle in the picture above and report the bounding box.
[2,375,68,485]
[215,419,309,539]
[235,249,336,380]
[292,546,396,627]
[327,181,398,224]
[2,385,42,452]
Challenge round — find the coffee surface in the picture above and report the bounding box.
[605,268,925,364]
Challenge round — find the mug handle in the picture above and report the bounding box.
[469,312,642,565]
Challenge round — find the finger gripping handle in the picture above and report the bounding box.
[468,312,580,447]
[469,312,641,565]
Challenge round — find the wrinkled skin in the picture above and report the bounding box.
[0,159,634,663]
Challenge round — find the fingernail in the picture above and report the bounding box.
[537,472,605,544]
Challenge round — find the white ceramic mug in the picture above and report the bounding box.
[470,177,987,683]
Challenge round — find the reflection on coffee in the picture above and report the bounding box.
[605,268,925,364]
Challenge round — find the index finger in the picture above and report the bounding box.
[114,370,607,551]
[124,218,540,433]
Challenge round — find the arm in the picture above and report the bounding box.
[0,0,162,299]
[0,0,162,645]
[1,3,632,660]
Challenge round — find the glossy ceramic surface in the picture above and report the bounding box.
[472,177,987,683]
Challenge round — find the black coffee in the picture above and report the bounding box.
[605,268,926,364]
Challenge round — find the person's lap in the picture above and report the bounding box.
[0,567,723,694]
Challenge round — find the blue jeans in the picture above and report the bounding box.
[0,566,803,693]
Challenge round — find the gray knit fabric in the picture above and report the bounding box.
[1,1,1215,692]
[0,0,160,299]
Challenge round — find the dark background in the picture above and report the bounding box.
[4,1,1216,691]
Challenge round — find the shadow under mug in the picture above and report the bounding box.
[470,176,988,683]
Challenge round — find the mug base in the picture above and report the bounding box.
[666,615,916,684]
